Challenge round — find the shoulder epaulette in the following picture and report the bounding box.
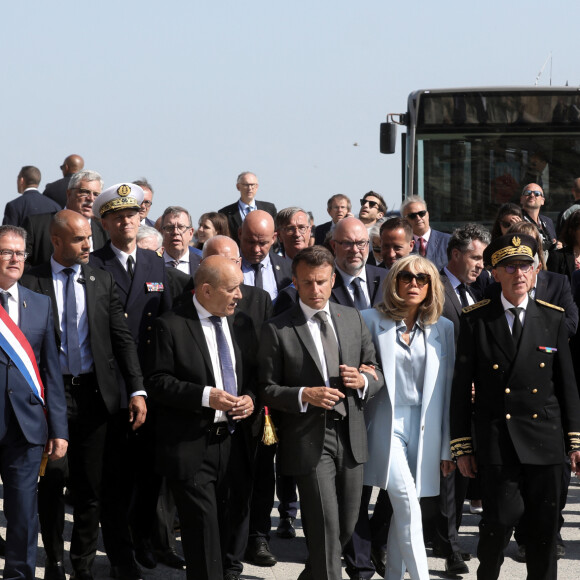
[156,250,163,258]
[462,299,490,314]
[536,299,564,312]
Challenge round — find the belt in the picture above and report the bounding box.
[62,373,97,386]
[207,423,230,437]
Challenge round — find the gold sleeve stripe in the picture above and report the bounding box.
[450,437,473,458]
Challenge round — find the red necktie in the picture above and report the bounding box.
[419,237,426,257]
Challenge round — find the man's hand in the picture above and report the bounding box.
[441,460,456,477]
[209,388,239,412]
[457,455,478,478]
[128,395,147,430]
[46,438,68,461]
[340,365,365,389]
[570,450,580,476]
[358,363,378,381]
[228,394,254,421]
[302,386,345,409]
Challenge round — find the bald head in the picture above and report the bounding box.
[62,154,84,176]
[331,217,370,276]
[194,255,243,317]
[239,210,276,264]
[202,235,240,260]
[50,210,92,266]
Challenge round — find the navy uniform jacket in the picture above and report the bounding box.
[0,285,68,444]
[450,297,580,466]
[90,243,171,359]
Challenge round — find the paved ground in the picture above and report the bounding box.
[3,478,580,579]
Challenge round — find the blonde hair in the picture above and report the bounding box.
[376,255,444,325]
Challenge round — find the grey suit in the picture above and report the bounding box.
[259,302,383,579]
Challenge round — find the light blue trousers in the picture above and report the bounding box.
[385,405,429,580]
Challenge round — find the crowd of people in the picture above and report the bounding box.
[1,153,580,580]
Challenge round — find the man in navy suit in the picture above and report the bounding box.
[3,165,61,226]
[218,172,277,245]
[0,224,68,580]
[402,195,450,271]
[329,217,387,309]
[43,154,85,208]
[160,206,202,276]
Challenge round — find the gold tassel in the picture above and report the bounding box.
[39,451,49,477]
[262,406,278,445]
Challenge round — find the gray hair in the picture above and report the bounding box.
[236,171,257,184]
[137,225,162,248]
[68,170,104,191]
[133,178,154,194]
[161,206,192,227]
[275,206,308,230]
[400,195,427,215]
[0,225,27,243]
[446,223,491,260]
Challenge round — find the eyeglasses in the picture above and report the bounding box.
[522,190,543,198]
[239,183,258,188]
[282,225,310,235]
[397,271,431,287]
[360,199,379,209]
[405,210,427,220]
[0,249,28,262]
[162,224,191,234]
[73,188,100,200]
[334,240,369,250]
[140,200,152,207]
[501,263,533,274]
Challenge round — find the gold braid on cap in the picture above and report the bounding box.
[491,244,533,267]
[99,196,140,216]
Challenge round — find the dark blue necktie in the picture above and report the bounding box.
[209,316,237,431]
[351,277,369,310]
[0,292,10,312]
[64,268,81,376]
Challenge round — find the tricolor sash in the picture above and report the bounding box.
[0,302,45,405]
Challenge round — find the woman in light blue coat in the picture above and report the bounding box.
[361,255,455,580]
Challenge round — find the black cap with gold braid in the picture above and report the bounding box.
[483,233,538,268]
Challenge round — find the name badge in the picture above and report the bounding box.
[145,282,164,293]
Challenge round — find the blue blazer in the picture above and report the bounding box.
[412,229,451,271]
[0,285,68,444]
[361,309,454,497]
[3,190,61,227]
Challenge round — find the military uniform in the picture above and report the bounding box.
[450,234,580,580]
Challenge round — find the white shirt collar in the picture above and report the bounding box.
[500,292,529,312]
[299,298,331,321]
[110,243,137,270]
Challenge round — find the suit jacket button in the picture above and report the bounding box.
[147,326,152,331]
[493,364,499,370]
[7,389,12,394]
[506,414,511,420]
[125,313,128,318]
[147,312,152,317]
[147,340,151,344]
[505,388,510,394]
[532,413,538,419]
[539,362,545,368]
[532,388,538,393]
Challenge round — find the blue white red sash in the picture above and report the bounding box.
[0,302,45,405]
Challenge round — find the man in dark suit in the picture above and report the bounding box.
[402,195,450,270]
[314,194,352,247]
[520,183,557,256]
[133,178,156,227]
[90,184,174,576]
[275,207,312,259]
[22,170,108,267]
[218,172,277,245]
[330,217,387,308]
[0,225,68,580]
[239,209,292,301]
[43,154,85,208]
[144,256,258,580]
[3,165,61,226]
[451,233,580,580]
[159,206,202,276]
[21,210,146,580]
[259,246,384,580]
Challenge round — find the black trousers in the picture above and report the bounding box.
[168,427,231,580]
[477,462,562,580]
[38,376,109,572]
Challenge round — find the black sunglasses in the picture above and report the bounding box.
[360,198,379,209]
[397,271,431,287]
[405,209,427,220]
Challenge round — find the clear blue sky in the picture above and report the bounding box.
[2,1,579,227]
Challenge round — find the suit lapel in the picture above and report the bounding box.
[227,315,242,394]
[33,264,61,340]
[509,300,541,374]
[365,267,380,306]
[290,305,325,383]
[421,324,441,414]
[126,250,153,310]
[377,318,397,404]
[442,276,462,317]
[535,271,548,301]
[331,270,355,307]
[487,298,516,360]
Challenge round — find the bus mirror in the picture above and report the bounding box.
[380,122,397,154]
